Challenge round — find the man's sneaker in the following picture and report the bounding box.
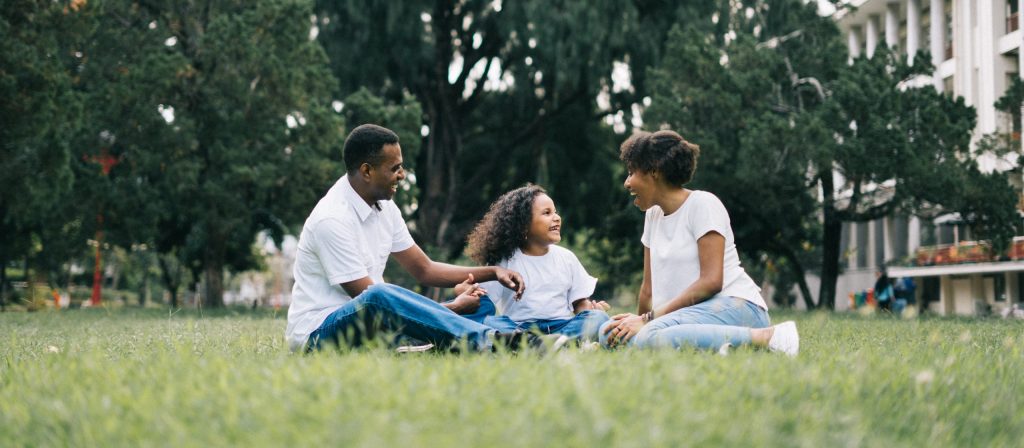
[767,321,799,357]
[492,330,569,354]
[395,343,435,353]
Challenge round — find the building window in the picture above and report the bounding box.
[943,76,954,96]
[857,222,869,268]
[944,0,954,60]
[1008,0,1020,33]
[990,274,1007,302]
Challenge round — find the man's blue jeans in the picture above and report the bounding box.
[600,295,770,350]
[482,310,611,342]
[306,284,495,352]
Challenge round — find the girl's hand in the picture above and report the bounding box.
[453,274,482,296]
[603,313,645,346]
[573,299,611,313]
[449,281,486,314]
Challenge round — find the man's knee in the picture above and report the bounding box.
[359,283,401,306]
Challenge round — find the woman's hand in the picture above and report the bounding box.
[603,313,645,346]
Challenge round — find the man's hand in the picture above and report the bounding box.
[494,267,525,300]
[447,280,486,314]
[603,313,645,347]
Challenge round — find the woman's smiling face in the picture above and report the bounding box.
[624,169,658,211]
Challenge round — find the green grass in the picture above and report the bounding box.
[2,309,1022,447]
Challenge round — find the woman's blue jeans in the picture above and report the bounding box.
[305,284,495,352]
[600,294,770,350]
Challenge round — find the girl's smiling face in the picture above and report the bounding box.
[526,193,562,247]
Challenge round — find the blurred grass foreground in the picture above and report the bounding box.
[1,309,1022,447]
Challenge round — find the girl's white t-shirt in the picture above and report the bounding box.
[479,245,597,322]
[641,190,766,311]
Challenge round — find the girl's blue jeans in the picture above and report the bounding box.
[480,310,611,342]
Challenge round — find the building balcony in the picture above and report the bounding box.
[912,238,1024,267]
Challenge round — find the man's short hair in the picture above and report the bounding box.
[343,124,400,172]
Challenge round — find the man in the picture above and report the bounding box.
[285,124,534,353]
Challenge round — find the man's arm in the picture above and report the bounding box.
[340,277,375,298]
[339,275,482,314]
[392,244,525,298]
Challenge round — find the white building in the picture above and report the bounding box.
[815,0,1024,315]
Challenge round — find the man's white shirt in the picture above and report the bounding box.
[285,175,414,351]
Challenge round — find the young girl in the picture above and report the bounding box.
[459,184,610,342]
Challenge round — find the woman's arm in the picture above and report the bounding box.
[637,247,653,314]
[605,234,724,346]
[651,232,724,318]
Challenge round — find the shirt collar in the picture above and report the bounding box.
[339,174,375,222]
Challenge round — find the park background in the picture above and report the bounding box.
[5,0,1024,314]
[4,0,1024,446]
[4,0,1024,313]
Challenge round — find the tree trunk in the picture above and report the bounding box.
[203,243,225,308]
[781,248,815,310]
[0,259,7,312]
[417,74,463,253]
[818,171,841,310]
[158,255,180,309]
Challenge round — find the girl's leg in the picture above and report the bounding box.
[633,295,769,350]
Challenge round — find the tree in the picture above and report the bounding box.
[814,48,1016,308]
[643,1,840,308]
[642,0,1018,309]
[0,0,84,309]
[69,0,344,307]
[315,0,717,259]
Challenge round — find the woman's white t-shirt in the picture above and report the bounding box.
[479,245,597,322]
[641,190,766,311]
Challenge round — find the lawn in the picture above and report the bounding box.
[1,308,1022,447]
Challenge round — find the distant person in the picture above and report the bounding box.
[462,184,611,343]
[874,270,894,312]
[285,124,542,353]
[600,130,799,356]
[893,276,916,315]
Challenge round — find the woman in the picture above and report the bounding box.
[601,130,799,356]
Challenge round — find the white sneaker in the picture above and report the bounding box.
[717,342,733,356]
[395,343,435,353]
[767,321,799,357]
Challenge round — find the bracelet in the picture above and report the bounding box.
[641,311,653,323]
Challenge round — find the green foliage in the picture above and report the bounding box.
[643,0,1017,308]
[2,310,1024,445]
[314,0,710,256]
[643,1,839,307]
[0,0,85,277]
[64,0,345,305]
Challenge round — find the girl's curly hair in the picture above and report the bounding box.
[466,184,547,265]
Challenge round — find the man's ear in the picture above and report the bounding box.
[359,162,373,180]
